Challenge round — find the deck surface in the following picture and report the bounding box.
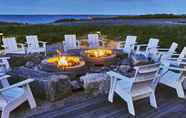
[14,86,186,118]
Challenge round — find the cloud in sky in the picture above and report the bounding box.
[0,0,185,15]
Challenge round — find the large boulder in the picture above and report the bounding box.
[9,67,72,102]
[80,72,110,96]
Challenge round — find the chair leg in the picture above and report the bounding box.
[127,98,135,116]
[108,78,117,103]
[149,92,157,108]
[176,83,185,99]
[1,108,10,118]
[24,85,37,109]
[108,88,114,103]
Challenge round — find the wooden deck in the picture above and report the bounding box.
[14,85,186,118]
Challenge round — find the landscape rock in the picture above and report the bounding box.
[80,72,110,96]
[10,67,72,101]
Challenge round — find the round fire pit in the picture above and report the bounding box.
[40,55,86,75]
[82,48,116,65]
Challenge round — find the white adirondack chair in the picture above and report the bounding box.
[2,37,26,54]
[88,34,104,48]
[0,75,37,118]
[118,36,137,54]
[26,35,47,56]
[162,47,186,67]
[63,35,80,52]
[107,63,160,116]
[158,42,178,60]
[136,38,159,57]
[0,57,10,75]
[160,62,186,99]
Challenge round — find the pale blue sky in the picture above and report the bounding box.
[0,0,186,15]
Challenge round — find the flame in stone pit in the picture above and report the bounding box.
[85,48,113,58]
[47,55,81,69]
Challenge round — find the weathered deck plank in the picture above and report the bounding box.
[23,86,186,118]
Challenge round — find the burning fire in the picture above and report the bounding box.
[47,55,81,69]
[85,48,113,58]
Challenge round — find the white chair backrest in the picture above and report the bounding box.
[26,35,39,49]
[132,63,160,91]
[146,38,159,54]
[88,34,100,48]
[168,42,178,54]
[64,34,78,50]
[2,37,18,51]
[179,47,186,59]
[124,36,137,51]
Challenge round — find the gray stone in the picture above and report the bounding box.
[33,74,72,102]
[10,67,72,102]
[80,72,110,96]
[70,80,82,90]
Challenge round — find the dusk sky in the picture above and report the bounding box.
[0,0,186,15]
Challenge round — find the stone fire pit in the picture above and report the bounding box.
[82,48,117,65]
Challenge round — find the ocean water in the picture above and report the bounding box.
[0,15,113,24]
[0,15,186,26]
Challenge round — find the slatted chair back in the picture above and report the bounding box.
[146,38,159,54]
[26,35,39,49]
[131,63,160,92]
[88,34,100,48]
[124,36,137,53]
[168,42,178,54]
[179,66,186,82]
[64,34,78,50]
[178,47,186,59]
[2,37,18,51]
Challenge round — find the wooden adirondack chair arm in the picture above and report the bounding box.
[17,43,25,48]
[0,57,10,60]
[107,71,132,81]
[1,45,7,49]
[168,66,186,72]
[0,79,34,92]
[39,41,47,44]
[172,53,180,56]
[39,41,47,48]
[168,57,186,60]
[0,75,11,81]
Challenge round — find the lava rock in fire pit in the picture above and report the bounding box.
[80,73,110,96]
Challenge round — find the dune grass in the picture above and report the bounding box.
[0,24,186,51]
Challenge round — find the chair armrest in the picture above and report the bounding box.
[39,41,47,47]
[39,41,47,44]
[1,45,5,48]
[0,75,11,81]
[168,66,186,72]
[17,43,25,48]
[107,71,132,82]
[0,57,10,60]
[0,79,34,92]
[168,57,186,61]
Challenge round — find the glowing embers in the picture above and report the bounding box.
[84,48,113,58]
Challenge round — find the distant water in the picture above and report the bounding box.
[0,15,114,24]
[0,15,186,26]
